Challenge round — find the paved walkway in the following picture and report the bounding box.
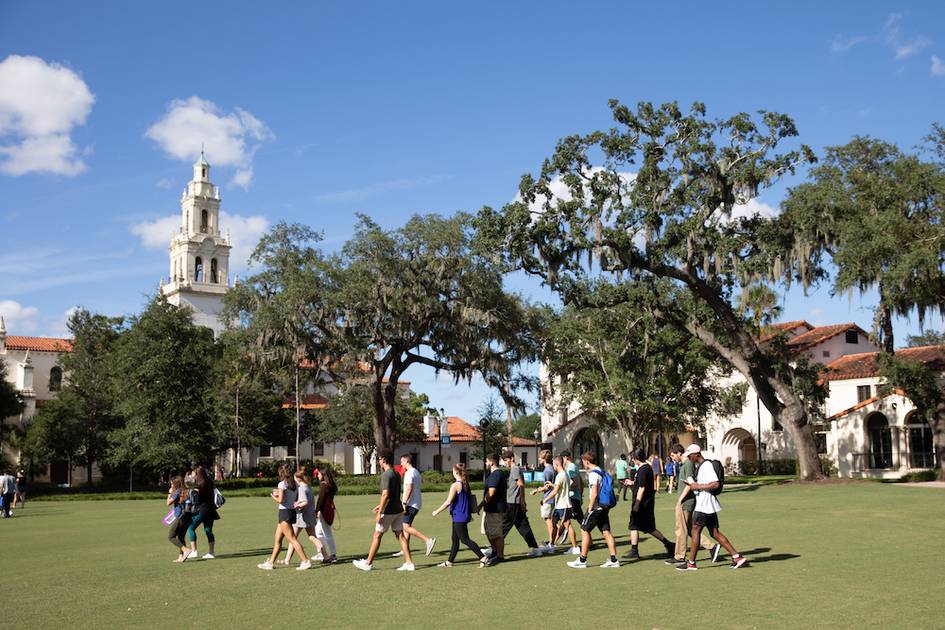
[898,481,945,488]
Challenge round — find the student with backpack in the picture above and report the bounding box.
[500,450,544,558]
[625,450,675,561]
[431,463,487,568]
[668,444,717,566]
[677,444,749,571]
[566,450,619,569]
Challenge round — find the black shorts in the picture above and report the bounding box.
[403,506,419,525]
[628,504,656,532]
[569,498,584,523]
[692,511,719,531]
[581,507,611,533]
[278,509,296,524]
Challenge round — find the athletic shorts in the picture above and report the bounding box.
[540,503,553,519]
[569,498,584,523]
[628,504,656,532]
[403,505,420,525]
[375,513,405,534]
[692,511,719,531]
[553,508,568,521]
[277,509,296,525]
[484,512,504,539]
[581,507,611,533]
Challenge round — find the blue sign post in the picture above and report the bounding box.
[441,435,451,445]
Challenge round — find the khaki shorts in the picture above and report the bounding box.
[540,503,553,519]
[375,513,404,534]
[484,512,504,539]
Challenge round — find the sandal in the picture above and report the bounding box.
[437,561,453,568]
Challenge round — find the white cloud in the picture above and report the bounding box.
[0,300,40,333]
[830,34,866,53]
[0,55,94,176]
[931,55,945,77]
[315,175,451,203]
[130,211,269,271]
[729,198,778,221]
[145,96,273,189]
[883,13,931,60]
[46,306,80,337]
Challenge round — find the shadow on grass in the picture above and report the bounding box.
[2,509,70,518]
[723,484,763,493]
[747,552,800,564]
[214,547,275,560]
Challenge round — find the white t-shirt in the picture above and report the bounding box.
[587,469,603,508]
[694,460,722,514]
[277,480,298,511]
[553,470,570,510]
[403,467,422,509]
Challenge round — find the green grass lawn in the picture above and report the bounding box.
[1,482,941,629]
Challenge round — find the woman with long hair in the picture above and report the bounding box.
[431,463,486,568]
[313,465,337,563]
[185,465,220,560]
[166,475,192,562]
[282,469,322,564]
[258,465,311,571]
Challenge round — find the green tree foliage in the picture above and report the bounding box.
[476,396,507,464]
[27,310,124,485]
[779,137,945,352]
[109,295,219,475]
[510,412,540,440]
[0,360,23,449]
[477,100,826,479]
[906,331,945,347]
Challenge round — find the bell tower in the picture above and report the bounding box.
[161,150,232,336]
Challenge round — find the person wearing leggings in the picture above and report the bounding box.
[431,463,486,568]
[186,465,220,560]
[166,475,192,562]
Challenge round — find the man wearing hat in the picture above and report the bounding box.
[667,444,717,566]
[677,444,749,571]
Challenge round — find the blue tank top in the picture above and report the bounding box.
[450,485,472,523]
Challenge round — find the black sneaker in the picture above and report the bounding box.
[622,549,640,560]
[664,557,684,565]
[676,561,699,571]
[711,544,722,563]
[664,542,675,556]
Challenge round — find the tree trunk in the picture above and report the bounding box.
[370,377,389,456]
[879,302,894,354]
[933,406,945,482]
[382,379,400,449]
[87,460,94,488]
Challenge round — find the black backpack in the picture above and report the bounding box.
[699,459,725,496]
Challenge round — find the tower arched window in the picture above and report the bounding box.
[210,258,219,283]
[200,210,208,233]
[195,256,204,282]
[49,366,62,392]
[202,167,207,178]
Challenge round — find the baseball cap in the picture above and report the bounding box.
[683,444,702,457]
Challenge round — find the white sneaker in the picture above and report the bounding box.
[186,550,198,559]
[425,537,436,556]
[391,550,404,557]
[527,548,543,557]
[567,559,587,569]
[568,547,581,555]
[352,559,373,571]
[297,560,312,571]
[542,544,556,554]
[311,553,325,561]
[257,561,274,570]
[480,547,493,557]
[202,553,215,560]
[397,563,416,572]
[600,559,620,568]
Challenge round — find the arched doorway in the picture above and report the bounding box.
[722,428,757,473]
[867,413,893,469]
[907,414,934,469]
[572,427,603,466]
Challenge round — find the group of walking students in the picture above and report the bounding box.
[164,443,749,572]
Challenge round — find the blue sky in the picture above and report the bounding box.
[2,1,944,422]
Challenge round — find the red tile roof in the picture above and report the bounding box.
[823,345,945,381]
[759,320,813,343]
[828,389,906,420]
[422,416,537,446]
[784,323,866,351]
[4,336,73,353]
[281,394,330,410]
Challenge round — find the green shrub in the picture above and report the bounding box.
[819,456,837,478]
[899,470,936,482]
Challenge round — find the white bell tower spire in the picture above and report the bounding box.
[161,150,232,336]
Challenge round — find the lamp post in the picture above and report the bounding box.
[533,429,540,471]
[756,393,763,475]
[479,417,490,483]
[437,407,449,473]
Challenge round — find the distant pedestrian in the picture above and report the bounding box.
[314,465,338,563]
[677,444,749,571]
[529,449,557,552]
[397,454,436,557]
[561,450,584,526]
[353,449,414,572]
[625,449,675,561]
[184,465,220,560]
[614,454,630,501]
[166,475,191,562]
[650,452,663,494]
[566,450,619,569]
[665,456,677,493]
[0,470,15,518]
[12,471,26,509]
[546,455,579,554]
[667,444,716,566]
[431,463,487,567]
[501,450,543,557]
[478,453,507,566]
[258,464,312,571]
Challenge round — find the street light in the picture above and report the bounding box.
[479,417,490,483]
[533,429,540,471]
[437,407,450,473]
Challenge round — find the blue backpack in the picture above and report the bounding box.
[593,468,617,508]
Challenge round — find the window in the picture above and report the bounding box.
[287,443,297,458]
[312,442,324,456]
[521,451,528,467]
[210,258,218,284]
[845,330,859,344]
[259,445,272,458]
[48,366,62,392]
[815,432,828,455]
[200,209,208,232]
[867,414,893,469]
[572,428,603,467]
[202,167,207,178]
[459,451,468,465]
[194,257,203,282]
[908,418,934,468]
[856,385,872,403]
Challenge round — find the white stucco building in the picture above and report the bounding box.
[540,319,943,479]
[160,151,232,336]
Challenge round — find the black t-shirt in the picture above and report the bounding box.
[632,462,655,507]
[484,469,508,513]
[380,469,403,515]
